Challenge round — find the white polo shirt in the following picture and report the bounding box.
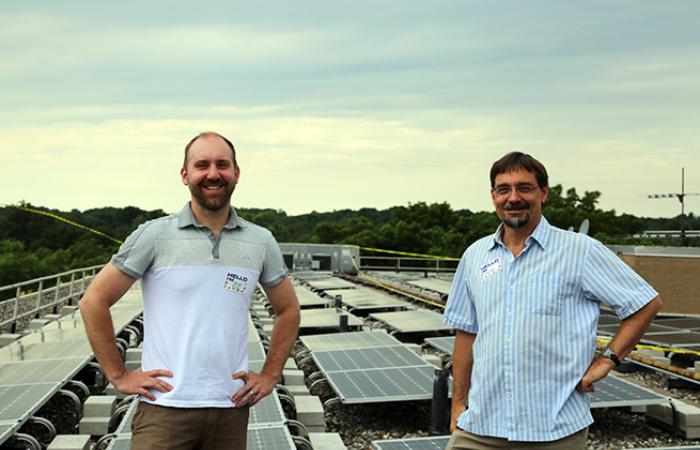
[112,203,287,408]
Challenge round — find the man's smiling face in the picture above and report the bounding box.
[491,169,548,230]
[181,135,240,212]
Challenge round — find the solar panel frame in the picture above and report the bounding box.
[424,336,455,354]
[0,382,58,422]
[299,309,364,330]
[641,331,700,348]
[311,346,430,372]
[324,366,445,404]
[404,278,452,295]
[370,310,453,334]
[305,278,357,291]
[590,375,668,408]
[248,341,266,362]
[371,435,451,450]
[248,391,287,428]
[655,318,700,329]
[300,331,403,351]
[0,356,91,385]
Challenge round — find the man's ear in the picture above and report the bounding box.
[180,167,188,185]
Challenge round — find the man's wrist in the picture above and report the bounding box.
[599,346,621,367]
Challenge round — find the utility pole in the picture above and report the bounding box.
[648,168,700,245]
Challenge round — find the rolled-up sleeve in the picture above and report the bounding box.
[443,251,479,334]
[581,240,658,319]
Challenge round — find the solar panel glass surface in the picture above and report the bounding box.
[325,366,442,404]
[301,331,402,351]
[372,436,451,450]
[312,346,430,372]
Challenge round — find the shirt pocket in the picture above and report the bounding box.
[527,273,565,316]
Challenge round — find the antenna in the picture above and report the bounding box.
[648,167,699,243]
[648,168,700,216]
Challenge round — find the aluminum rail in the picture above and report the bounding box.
[0,265,104,333]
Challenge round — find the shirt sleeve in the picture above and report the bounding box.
[581,239,658,319]
[110,222,156,278]
[443,250,479,333]
[259,233,288,287]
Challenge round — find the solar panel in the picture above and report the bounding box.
[598,315,620,326]
[598,323,677,336]
[249,391,286,428]
[591,375,668,408]
[404,278,452,295]
[370,310,453,334]
[115,400,139,434]
[14,339,93,361]
[655,318,700,329]
[248,341,266,362]
[325,366,447,404]
[325,289,410,313]
[299,309,363,330]
[247,426,296,450]
[641,331,700,347]
[312,346,429,372]
[106,435,132,450]
[0,383,57,422]
[372,436,451,450]
[294,289,331,308]
[424,336,455,354]
[301,331,403,351]
[305,278,357,291]
[0,424,16,447]
[0,356,90,385]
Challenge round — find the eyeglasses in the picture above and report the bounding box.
[492,183,539,197]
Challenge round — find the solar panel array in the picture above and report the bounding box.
[0,288,144,447]
[303,330,448,404]
[424,337,668,409]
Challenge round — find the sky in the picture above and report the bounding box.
[1,1,699,218]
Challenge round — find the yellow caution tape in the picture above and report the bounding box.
[5,204,123,245]
[359,246,460,261]
[596,336,700,357]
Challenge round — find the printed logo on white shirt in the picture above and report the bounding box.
[224,272,249,294]
[480,258,502,280]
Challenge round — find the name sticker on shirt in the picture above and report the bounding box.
[480,258,502,281]
[224,272,248,294]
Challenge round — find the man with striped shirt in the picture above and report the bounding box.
[443,152,662,449]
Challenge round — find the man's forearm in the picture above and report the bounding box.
[451,331,475,413]
[79,298,127,382]
[608,297,662,359]
[261,307,300,378]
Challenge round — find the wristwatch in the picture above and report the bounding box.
[600,346,621,366]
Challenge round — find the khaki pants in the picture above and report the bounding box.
[446,427,588,450]
[131,401,249,450]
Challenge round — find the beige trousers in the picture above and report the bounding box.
[446,427,588,450]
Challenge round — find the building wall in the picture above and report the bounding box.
[619,254,700,315]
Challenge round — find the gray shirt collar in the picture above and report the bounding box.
[176,202,245,230]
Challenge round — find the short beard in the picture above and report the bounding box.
[190,184,235,212]
[502,214,530,229]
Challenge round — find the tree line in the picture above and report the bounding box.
[1,186,698,286]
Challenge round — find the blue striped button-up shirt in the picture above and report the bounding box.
[443,217,657,441]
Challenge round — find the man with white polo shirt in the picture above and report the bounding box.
[80,131,300,450]
[443,152,662,449]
